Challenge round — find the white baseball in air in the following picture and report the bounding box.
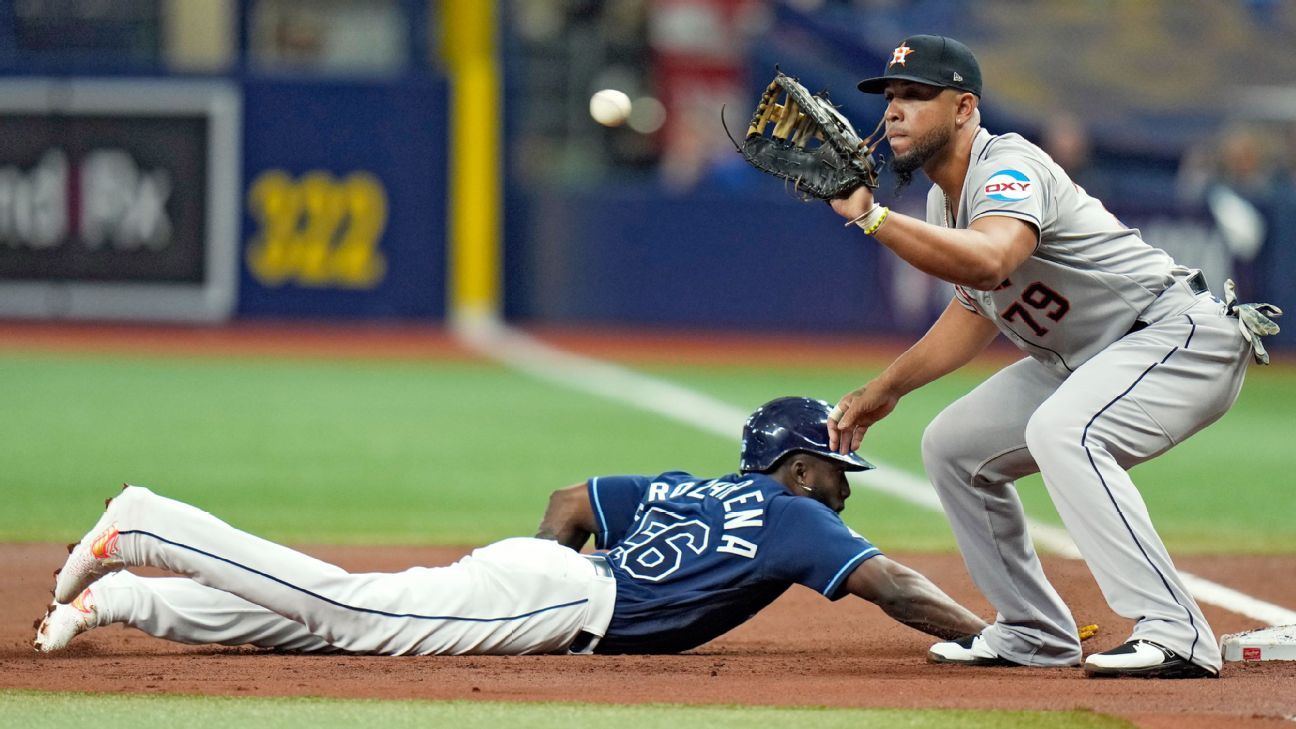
[589,89,632,127]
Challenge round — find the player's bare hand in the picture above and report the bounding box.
[827,382,899,454]
[829,185,876,222]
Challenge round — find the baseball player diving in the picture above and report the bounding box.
[35,397,988,656]
[821,35,1281,678]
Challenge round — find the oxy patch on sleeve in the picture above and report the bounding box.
[982,168,1034,202]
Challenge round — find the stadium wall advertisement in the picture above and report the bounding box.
[0,78,239,322]
[510,187,1284,341]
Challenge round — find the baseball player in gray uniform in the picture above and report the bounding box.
[824,35,1280,678]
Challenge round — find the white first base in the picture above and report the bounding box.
[1221,625,1296,662]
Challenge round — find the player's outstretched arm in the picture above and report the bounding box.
[866,298,1000,398]
[845,555,986,640]
[829,300,998,453]
[535,482,597,551]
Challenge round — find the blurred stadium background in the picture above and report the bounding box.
[1,0,1293,339]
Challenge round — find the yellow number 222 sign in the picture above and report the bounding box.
[246,169,388,289]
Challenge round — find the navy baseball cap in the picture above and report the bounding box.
[739,397,875,474]
[857,35,982,97]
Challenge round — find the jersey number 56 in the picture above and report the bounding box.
[610,508,711,582]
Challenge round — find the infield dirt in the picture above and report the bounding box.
[3,543,1294,728]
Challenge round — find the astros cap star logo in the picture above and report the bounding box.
[890,42,915,67]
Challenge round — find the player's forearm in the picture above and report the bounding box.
[848,557,987,640]
[871,213,1013,289]
[875,301,998,398]
[534,522,591,551]
[535,483,597,551]
[876,570,987,640]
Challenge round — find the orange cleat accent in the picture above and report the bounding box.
[90,527,119,560]
[33,587,99,653]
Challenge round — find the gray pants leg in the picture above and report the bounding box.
[922,357,1081,666]
[1026,298,1247,672]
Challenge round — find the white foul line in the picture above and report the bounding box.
[457,320,1296,627]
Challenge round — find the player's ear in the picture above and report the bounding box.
[789,455,813,491]
[956,93,977,127]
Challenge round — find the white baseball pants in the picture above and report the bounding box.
[87,487,616,655]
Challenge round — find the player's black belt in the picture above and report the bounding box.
[568,554,614,654]
[568,630,599,654]
[1127,271,1209,336]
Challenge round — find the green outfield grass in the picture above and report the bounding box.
[0,349,1292,552]
[0,352,730,545]
[0,691,1133,729]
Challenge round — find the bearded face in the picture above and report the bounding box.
[891,122,953,191]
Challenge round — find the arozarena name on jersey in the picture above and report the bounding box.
[645,478,765,559]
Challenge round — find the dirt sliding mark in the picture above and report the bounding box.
[2,544,1294,727]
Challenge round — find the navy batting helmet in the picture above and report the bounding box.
[739,396,876,474]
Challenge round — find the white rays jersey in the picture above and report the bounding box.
[932,127,1187,374]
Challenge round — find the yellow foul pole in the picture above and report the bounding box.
[442,0,501,327]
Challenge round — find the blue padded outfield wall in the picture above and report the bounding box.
[238,77,448,320]
[0,72,1283,343]
[0,77,1288,343]
[510,186,890,333]
[504,182,1294,346]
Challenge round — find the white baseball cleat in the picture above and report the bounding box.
[33,587,99,653]
[928,633,1022,666]
[1084,639,1218,679]
[54,490,128,604]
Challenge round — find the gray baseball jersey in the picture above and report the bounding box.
[915,127,1250,672]
[929,128,1190,375]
